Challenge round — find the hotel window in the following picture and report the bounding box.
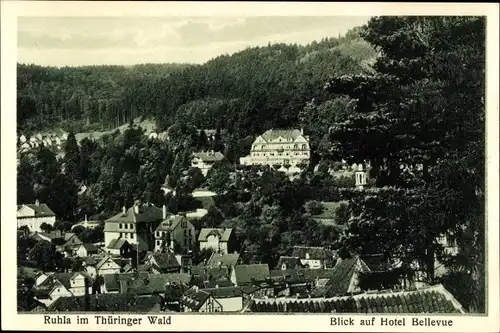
[130,233,134,239]
[119,223,123,229]
[302,144,307,150]
[119,233,123,238]
[124,233,128,239]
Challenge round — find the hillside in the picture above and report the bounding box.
[17,27,377,138]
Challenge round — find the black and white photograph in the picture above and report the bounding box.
[2,1,499,332]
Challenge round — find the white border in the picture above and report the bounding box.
[2,2,499,332]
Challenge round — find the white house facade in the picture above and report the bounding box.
[239,129,310,174]
[17,200,56,232]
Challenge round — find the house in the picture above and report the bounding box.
[292,246,336,269]
[175,254,193,273]
[126,273,191,296]
[106,238,133,257]
[17,200,56,232]
[180,286,244,312]
[34,272,50,287]
[154,215,195,253]
[206,252,240,268]
[190,265,232,287]
[247,284,466,314]
[318,256,372,297]
[48,293,162,313]
[69,272,92,296]
[239,129,310,174]
[95,256,121,276]
[275,256,304,270]
[198,228,233,254]
[230,264,270,287]
[34,273,74,306]
[34,229,63,242]
[75,243,100,257]
[101,272,149,294]
[191,151,225,177]
[62,232,83,247]
[104,201,166,252]
[144,251,182,274]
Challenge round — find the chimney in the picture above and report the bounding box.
[134,203,140,214]
[35,199,40,206]
[162,205,167,219]
[122,206,126,215]
[300,128,304,135]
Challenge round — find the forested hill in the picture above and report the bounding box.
[17,27,377,135]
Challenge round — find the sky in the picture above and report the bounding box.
[17,16,370,67]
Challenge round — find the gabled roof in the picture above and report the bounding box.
[78,243,99,252]
[106,238,130,250]
[323,256,371,297]
[63,233,78,242]
[48,294,160,312]
[275,256,304,270]
[232,264,270,286]
[96,256,121,270]
[207,252,240,267]
[292,246,334,261]
[180,287,212,311]
[249,284,466,314]
[192,151,224,162]
[52,272,73,290]
[156,215,188,232]
[37,272,73,292]
[260,129,306,142]
[17,202,56,217]
[148,252,181,271]
[198,228,232,242]
[105,205,163,224]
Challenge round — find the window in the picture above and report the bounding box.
[302,144,307,150]
[119,223,123,229]
[130,233,134,239]
[119,233,123,238]
[181,220,187,228]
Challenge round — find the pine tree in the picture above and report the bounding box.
[326,17,485,310]
[64,132,81,182]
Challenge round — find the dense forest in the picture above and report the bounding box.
[17,27,377,136]
[17,18,485,313]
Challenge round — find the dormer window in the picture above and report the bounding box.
[305,252,310,260]
[282,264,287,270]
